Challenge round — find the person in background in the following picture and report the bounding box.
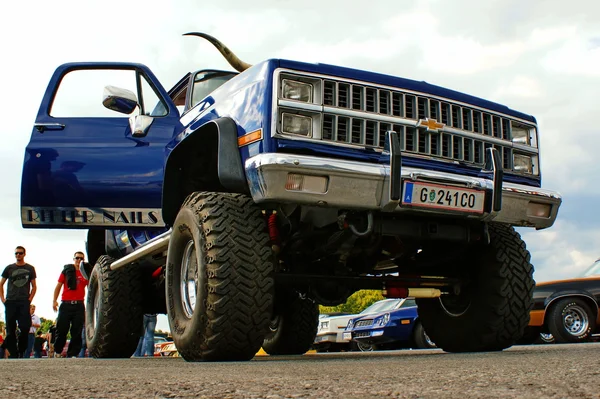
[46,323,56,358]
[25,304,41,358]
[52,251,88,358]
[33,330,46,358]
[0,327,5,359]
[78,326,86,358]
[133,314,157,357]
[0,246,37,358]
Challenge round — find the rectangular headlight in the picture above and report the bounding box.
[512,124,530,145]
[513,154,533,173]
[281,113,312,136]
[282,79,313,102]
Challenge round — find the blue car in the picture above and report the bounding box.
[343,298,435,351]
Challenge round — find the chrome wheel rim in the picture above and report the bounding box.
[563,305,589,337]
[92,286,100,335]
[424,331,435,347]
[180,240,199,319]
[539,333,554,343]
[439,295,470,317]
[356,341,374,352]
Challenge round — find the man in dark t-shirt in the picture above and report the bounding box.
[0,246,37,358]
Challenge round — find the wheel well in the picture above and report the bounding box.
[544,294,599,326]
[162,123,223,225]
[86,229,106,266]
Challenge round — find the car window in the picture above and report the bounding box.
[190,71,236,109]
[360,299,401,314]
[581,259,600,277]
[401,299,417,308]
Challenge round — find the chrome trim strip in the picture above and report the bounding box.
[110,229,172,271]
[278,99,322,112]
[276,102,539,155]
[245,153,561,229]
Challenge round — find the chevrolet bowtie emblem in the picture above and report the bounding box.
[417,118,445,133]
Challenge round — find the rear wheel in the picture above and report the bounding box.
[166,192,274,361]
[547,298,595,343]
[417,223,535,352]
[86,255,143,358]
[262,291,319,355]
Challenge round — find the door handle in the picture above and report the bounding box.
[34,123,65,133]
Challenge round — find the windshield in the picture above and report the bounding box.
[581,259,600,277]
[359,299,401,314]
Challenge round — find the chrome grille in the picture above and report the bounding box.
[355,319,373,328]
[322,80,527,170]
[354,331,370,338]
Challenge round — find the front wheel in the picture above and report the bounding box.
[547,298,595,343]
[166,192,274,361]
[417,223,535,352]
[86,255,143,358]
[412,321,436,349]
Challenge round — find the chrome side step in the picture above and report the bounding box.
[110,229,172,271]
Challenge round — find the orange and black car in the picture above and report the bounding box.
[523,259,600,343]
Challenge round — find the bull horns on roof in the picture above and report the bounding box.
[183,32,252,73]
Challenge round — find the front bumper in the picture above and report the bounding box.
[245,153,562,229]
[314,332,350,345]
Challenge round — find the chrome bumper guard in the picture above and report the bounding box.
[245,149,562,230]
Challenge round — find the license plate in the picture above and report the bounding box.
[402,181,485,214]
[342,332,351,341]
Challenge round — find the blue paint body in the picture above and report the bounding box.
[21,58,541,233]
[345,299,423,347]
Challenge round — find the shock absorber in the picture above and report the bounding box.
[267,210,280,254]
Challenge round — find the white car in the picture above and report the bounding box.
[314,299,402,352]
[314,312,354,352]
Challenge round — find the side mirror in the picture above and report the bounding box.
[102,86,138,114]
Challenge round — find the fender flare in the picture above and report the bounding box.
[162,117,248,225]
[213,117,248,194]
[544,291,599,314]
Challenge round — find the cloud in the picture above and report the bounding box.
[521,220,600,282]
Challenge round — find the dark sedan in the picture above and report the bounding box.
[524,258,600,343]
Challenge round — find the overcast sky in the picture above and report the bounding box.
[1,0,599,330]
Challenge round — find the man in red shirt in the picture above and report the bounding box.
[52,251,88,358]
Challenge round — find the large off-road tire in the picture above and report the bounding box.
[262,291,319,355]
[416,223,535,352]
[166,192,274,361]
[547,298,595,343]
[412,321,436,349]
[86,255,143,358]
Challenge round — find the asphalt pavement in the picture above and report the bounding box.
[0,343,598,399]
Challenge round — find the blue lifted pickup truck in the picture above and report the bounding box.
[21,33,561,361]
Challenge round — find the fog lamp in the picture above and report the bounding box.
[285,173,328,193]
[527,202,552,218]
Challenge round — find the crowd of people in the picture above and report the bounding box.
[0,246,157,359]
